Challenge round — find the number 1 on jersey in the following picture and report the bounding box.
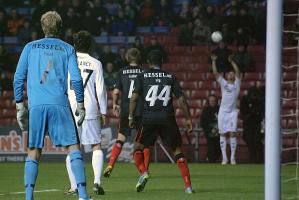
[128,79,135,98]
[145,85,171,106]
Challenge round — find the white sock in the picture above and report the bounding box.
[220,136,227,161]
[230,137,237,161]
[92,149,104,185]
[66,155,77,190]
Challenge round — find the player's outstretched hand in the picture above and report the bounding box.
[185,119,193,134]
[100,114,107,126]
[75,102,86,126]
[113,104,120,117]
[16,102,28,131]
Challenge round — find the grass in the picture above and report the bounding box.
[0,163,297,200]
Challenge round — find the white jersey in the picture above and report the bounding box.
[68,52,107,119]
[217,76,240,113]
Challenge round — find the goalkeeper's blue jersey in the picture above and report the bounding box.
[13,37,84,108]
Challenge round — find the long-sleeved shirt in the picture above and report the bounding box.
[68,52,107,119]
[13,37,84,107]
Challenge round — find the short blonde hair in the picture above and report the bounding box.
[40,11,62,36]
[126,48,141,64]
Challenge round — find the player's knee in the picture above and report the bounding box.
[230,132,237,137]
[172,146,182,155]
[67,144,80,152]
[174,153,186,163]
[117,133,126,142]
[92,143,101,151]
[27,148,41,161]
[115,140,124,148]
[134,142,144,151]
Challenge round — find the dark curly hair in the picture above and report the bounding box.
[73,30,92,53]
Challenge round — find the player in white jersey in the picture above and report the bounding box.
[211,55,241,165]
[66,31,107,195]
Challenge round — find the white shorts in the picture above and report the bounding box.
[77,117,102,145]
[218,110,238,134]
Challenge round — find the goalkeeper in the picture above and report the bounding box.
[13,11,92,200]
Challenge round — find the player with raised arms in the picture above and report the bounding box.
[13,11,92,200]
[66,31,107,196]
[103,48,151,177]
[129,50,194,193]
[211,54,241,165]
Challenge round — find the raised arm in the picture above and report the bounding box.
[229,55,240,78]
[211,54,220,80]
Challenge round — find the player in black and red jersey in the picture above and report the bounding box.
[129,50,194,193]
[103,48,151,177]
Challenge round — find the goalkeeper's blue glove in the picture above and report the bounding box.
[16,102,28,131]
[75,102,85,126]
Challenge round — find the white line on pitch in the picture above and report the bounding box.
[0,189,60,196]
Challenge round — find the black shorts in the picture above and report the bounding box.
[136,117,182,149]
[118,117,142,137]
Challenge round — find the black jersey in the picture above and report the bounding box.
[133,67,184,124]
[115,65,143,117]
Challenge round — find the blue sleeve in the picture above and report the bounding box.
[13,45,29,103]
[68,48,84,103]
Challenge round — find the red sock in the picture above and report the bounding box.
[133,150,146,174]
[177,157,192,188]
[143,148,150,171]
[108,142,123,167]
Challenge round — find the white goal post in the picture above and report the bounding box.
[265,1,283,200]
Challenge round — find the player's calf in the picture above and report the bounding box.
[68,150,90,199]
[24,157,39,200]
[104,140,124,178]
[174,153,194,193]
[133,149,147,174]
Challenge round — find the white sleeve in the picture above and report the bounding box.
[217,76,226,87]
[95,60,107,115]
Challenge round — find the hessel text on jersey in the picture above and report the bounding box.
[144,72,172,78]
[122,69,143,74]
[32,43,65,52]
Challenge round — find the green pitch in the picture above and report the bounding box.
[0,163,297,200]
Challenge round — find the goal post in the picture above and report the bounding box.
[265,1,283,200]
